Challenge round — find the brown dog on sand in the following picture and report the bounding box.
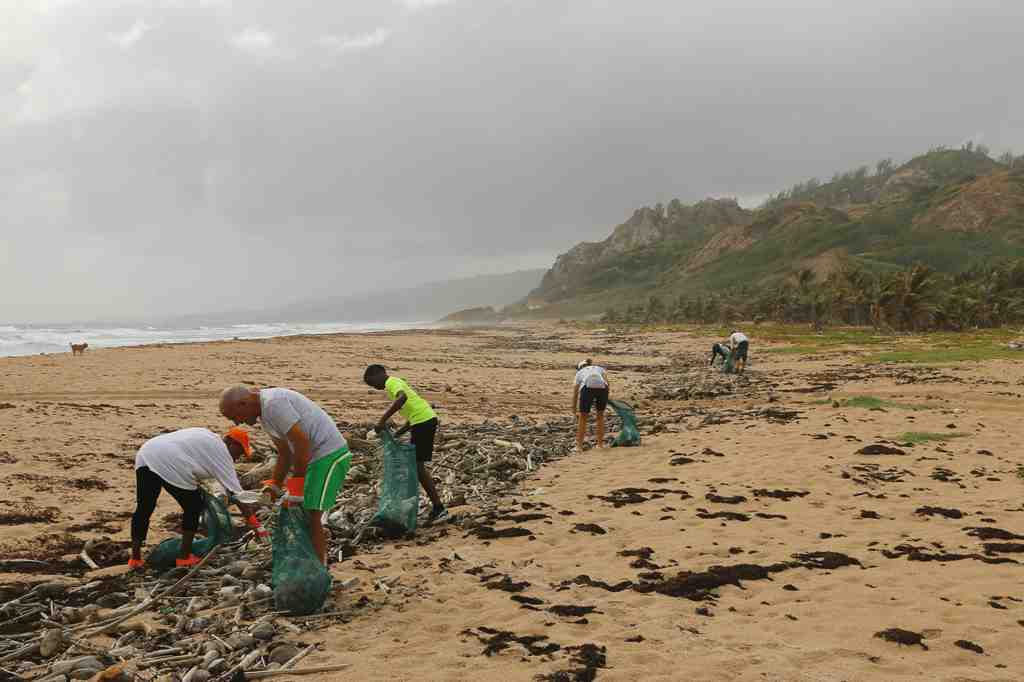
[70,343,89,355]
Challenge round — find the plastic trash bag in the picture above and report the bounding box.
[368,429,420,536]
[271,505,332,615]
[609,399,641,447]
[147,490,233,570]
[721,348,736,374]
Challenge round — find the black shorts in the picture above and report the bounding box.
[411,417,438,462]
[579,387,609,414]
[132,466,204,543]
[735,340,749,361]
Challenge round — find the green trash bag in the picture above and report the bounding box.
[721,348,736,374]
[368,429,420,537]
[147,491,233,570]
[271,505,332,615]
[609,399,641,447]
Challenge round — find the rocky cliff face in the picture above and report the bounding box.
[534,198,750,301]
[524,149,1024,314]
[913,169,1024,232]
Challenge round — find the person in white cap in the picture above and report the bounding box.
[573,359,610,450]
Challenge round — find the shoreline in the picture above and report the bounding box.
[0,319,446,359]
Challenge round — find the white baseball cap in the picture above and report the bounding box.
[576,360,590,370]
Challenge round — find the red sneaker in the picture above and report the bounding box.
[175,554,201,568]
[127,558,144,571]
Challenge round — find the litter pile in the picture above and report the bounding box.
[0,538,348,682]
[326,415,585,543]
[638,351,762,401]
[0,415,603,680]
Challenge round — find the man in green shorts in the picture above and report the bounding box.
[219,385,350,565]
[363,364,448,525]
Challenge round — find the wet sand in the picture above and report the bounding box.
[2,323,1023,680]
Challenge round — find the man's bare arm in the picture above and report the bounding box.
[285,424,313,476]
[270,436,292,486]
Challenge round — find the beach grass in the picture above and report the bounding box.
[869,346,1021,364]
[812,395,930,410]
[895,431,970,444]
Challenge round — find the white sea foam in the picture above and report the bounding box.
[0,321,427,357]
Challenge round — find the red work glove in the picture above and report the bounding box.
[246,514,269,543]
[286,476,305,498]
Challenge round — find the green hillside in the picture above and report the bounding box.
[518,146,1024,320]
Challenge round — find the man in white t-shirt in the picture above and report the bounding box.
[728,330,750,374]
[130,427,265,570]
[573,359,610,451]
[219,385,351,565]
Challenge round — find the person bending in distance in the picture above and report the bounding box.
[573,359,610,451]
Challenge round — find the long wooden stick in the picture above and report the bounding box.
[0,642,38,666]
[241,664,350,679]
[281,644,314,669]
[218,647,263,682]
[83,546,221,637]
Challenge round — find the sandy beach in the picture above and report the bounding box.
[2,323,1023,681]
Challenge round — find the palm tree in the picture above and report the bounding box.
[890,264,939,331]
[796,269,817,324]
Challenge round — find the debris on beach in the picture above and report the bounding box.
[0,415,589,680]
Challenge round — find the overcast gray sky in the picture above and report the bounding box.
[2,0,1021,322]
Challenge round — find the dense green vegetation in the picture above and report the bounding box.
[762,144,1018,210]
[602,259,1024,332]
[526,145,1024,326]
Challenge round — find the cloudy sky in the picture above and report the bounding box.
[2,0,1021,322]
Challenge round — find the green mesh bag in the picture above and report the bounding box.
[271,506,332,615]
[721,348,736,374]
[368,429,420,536]
[147,491,233,570]
[609,399,641,447]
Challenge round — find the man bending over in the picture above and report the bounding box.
[220,385,350,565]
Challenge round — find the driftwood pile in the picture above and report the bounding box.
[0,416,594,681]
[0,539,349,681]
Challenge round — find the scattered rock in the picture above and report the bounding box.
[40,628,66,657]
[96,592,131,609]
[269,645,301,665]
[251,622,275,641]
